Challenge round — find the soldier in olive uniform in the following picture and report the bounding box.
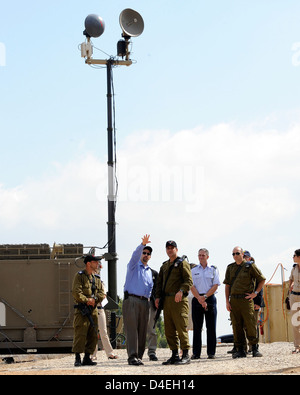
[72,254,106,366]
[155,240,193,365]
[224,246,265,358]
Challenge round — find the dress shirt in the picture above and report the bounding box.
[124,244,153,298]
[191,264,221,294]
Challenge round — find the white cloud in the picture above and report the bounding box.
[1,122,299,242]
[115,122,299,240]
[0,154,107,233]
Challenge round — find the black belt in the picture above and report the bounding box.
[291,291,300,296]
[128,293,149,301]
[230,294,246,298]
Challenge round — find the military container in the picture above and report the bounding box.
[0,243,85,353]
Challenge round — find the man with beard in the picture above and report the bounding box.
[123,234,153,365]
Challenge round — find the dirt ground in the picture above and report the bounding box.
[1,342,300,376]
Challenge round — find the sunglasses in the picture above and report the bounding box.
[143,252,151,256]
[232,252,241,256]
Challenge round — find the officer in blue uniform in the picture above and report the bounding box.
[191,248,220,359]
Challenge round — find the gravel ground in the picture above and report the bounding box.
[1,342,300,376]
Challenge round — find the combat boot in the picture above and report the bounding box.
[176,349,191,365]
[232,348,247,359]
[82,353,97,366]
[252,344,263,357]
[162,349,180,365]
[74,353,82,367]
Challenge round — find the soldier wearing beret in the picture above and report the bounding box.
[155,240,193,365]
[224,246,265,358]
[72,254,106,367]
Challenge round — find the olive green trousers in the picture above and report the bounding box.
[72,310,98,354]
[163,296,190,351]
[230,297,258,348]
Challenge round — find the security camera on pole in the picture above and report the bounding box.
[80,10,144,348]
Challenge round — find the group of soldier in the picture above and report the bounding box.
[71,234,267,367]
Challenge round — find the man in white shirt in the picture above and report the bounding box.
[191,248,220,359]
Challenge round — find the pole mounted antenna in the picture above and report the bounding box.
[118,9,144,60]
[79,10,144,338]
[119,8,144,37]
[83,14,105,38]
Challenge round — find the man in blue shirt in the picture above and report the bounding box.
[123,234,153,365]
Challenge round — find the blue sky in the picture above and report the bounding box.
[1,1,300,337]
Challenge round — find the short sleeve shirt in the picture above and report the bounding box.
[191,264,221,294]
[290,265,300,292]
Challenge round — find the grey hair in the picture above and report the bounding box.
[198,248,209,255]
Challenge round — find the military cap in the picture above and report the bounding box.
[84,254,102,264]
[166,240,177,248]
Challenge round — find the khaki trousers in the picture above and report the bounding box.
[92,308,114,358]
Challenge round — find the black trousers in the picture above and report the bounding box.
[192,295,217,357]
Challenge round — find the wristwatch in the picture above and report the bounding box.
[204,294,208,300]
[254,291,258,295]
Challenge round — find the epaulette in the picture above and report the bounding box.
[174,256,185,267]
[94,274,100,279]
[211,265,217,269]
[293,264,297,268]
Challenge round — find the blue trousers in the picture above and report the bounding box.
[192,295,217,357]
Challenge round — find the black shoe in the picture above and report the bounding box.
[207,355,215,359]
[162,355,180,365]
[162,350,180,365]
[252,344,263,357]
[191,355,200,360]
[74,360,82,367]
[74,353,82,367]
[149,354,158,361]
[128,358,143,366]
[227,347,237,354]
[176,356,191,365]
[82,355,97,366]
[175,349,190,365]
[232,349,247,359]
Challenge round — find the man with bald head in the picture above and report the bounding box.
[224,246,265,358]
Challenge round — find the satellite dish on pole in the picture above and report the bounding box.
[84,14,105,38]
[119,9,144,37]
